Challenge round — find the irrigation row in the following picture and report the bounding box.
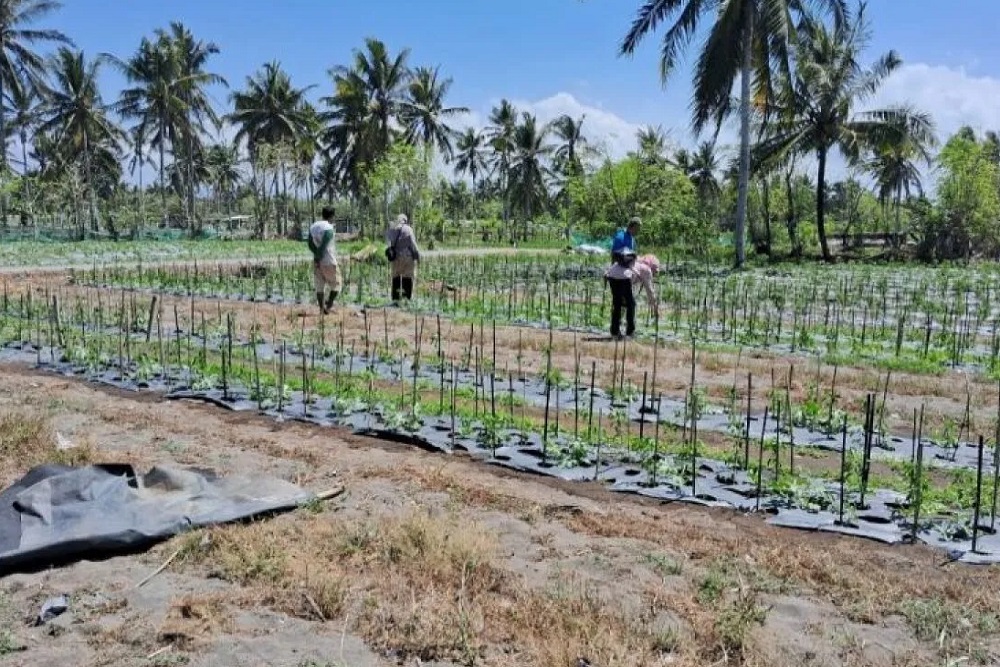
[2,286,1000,563]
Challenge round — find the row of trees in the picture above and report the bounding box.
[0,0,995,260]
[620,0,947,262]
[0,0,604,242]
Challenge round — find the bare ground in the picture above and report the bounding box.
[2,364,999,667]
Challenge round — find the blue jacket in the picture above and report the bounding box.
[611,229,636,255]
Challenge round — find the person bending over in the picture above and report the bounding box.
[605,251,660,339]
[308,206,341,314]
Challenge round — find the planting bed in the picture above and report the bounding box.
[83,256,1000,377]
[4,270,1000,564]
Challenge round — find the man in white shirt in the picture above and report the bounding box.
[308,206,341,314]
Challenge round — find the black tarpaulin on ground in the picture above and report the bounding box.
[0,464,313,575]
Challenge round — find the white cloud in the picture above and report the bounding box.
[451,92,644,161]
[706,62,1000,187]
[432,91,647,182]
[870,63,1000,140]
[511,92,643,160]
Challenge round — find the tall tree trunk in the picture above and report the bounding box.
[138,162,145,237]
[186,113,196,236]
[733,7,753,269]
[894,183,903,249]
[280,162,288,237]
[20,129,30,227]
[816,147,832,262]
[158,123,167,226]
[83,132,98,233]
[271,169,280,237]
[132,160,146,238]
[502,158,512,242]
[0,70,7,230]
[785,169,800,258]
[307,163,316,223]
[761,177,772,256]
[72,181,83,240]
[471,172,477,223]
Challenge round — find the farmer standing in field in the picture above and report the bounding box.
[605,251,660,339]
[308,205,341,315]
[386,213,421,302]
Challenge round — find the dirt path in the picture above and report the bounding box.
[1,363,998,666]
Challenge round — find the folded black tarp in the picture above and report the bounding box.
[0,464,313,575]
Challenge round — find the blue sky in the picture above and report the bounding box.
[49,0,1000,169]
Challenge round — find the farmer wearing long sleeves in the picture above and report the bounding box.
[307,206,341,314]
[611,216,641,264]
[386,213,421,302]
[605,252,660,339]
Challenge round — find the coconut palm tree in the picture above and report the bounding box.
[321,69,372,200]
[293,101,322,223]
[313,155,340,203]
[8,82,41,222]
[689,140,721,204]
[229,62,313,236]
[754,3,931,261]
[619,0,847,268]
[126,125,148,228]
[322,39,411,205]
[229,61,312,152]
[866,105,936,246]
[487,99,517,224]
[38,47,124,232]
[330,38,410,159]
[0,0,73,222]
[107,33,188,220]
[508,112,552,239]
[453,127,488,222]
[162,22,226,229]
[551,114,591,178]
[203,141,241,214]
[636,124,669,165]
[865,107,937,242]
[401,65,467,159]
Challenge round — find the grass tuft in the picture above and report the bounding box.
[0,412,94,484]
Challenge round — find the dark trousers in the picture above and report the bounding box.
[392,276,413,301]
[608,278,635,336]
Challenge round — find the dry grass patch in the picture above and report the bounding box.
[173,509,700,666]
[83,612,160,664]
[896,597,1000,664]
[365,462,1000,652]
[158,594,235,650]
[0,411,93,484]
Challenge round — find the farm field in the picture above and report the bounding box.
[5,0,1000,663]
[3,249,1000,667]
